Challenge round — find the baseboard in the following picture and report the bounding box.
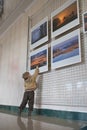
[0,105,87,121]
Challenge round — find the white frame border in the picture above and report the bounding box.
[82,11,87,34]
[51,0,80,38]
[30,17,48,50]
[29,44,48,74]
[51,29,81,70]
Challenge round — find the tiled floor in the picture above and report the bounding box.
[0,112,87,130]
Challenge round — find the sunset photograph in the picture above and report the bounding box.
[30,49,47,70]
[52,1,77,32]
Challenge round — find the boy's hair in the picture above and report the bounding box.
[22,72,30,79]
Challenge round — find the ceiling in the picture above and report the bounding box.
[0,0,49,37]
[0,0,34,37]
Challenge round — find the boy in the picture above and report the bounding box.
[19,66,39,116]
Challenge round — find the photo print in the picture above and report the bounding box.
[51,0,79,38]
[29,45,48,74]
[30,17,48,49]
[51,29,81,69]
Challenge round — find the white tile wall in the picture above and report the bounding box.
[31,0,87,112]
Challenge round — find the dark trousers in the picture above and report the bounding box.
[19,91,34,112]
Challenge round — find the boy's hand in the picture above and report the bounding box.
[36,66,39,69]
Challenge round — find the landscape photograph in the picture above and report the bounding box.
[83,12,87,33]
[31,21,47,44]
[52,35,79,63]
[30,49,47,70]
[51,29,81,69]
[52,1,77,32]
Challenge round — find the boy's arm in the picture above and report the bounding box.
[33,66,39,79]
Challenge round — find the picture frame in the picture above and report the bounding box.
[28,44,48,74]
[51,29,81,70]
[30,17,48,50]
[51,0,80,38]
[82,11,87,33]
[0,0,4,17]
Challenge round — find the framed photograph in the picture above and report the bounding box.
[29,45,48,74]
[51,0,80,38]
[0,0,4,17]
[82,11,87,33]
[51,29,81,70]
[30,17,48,50]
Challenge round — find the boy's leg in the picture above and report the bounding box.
[28,91,34,116]
[19,91,28,116]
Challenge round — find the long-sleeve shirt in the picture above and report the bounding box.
[24,67,39,91]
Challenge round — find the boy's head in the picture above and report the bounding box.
[22,72,30,80]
